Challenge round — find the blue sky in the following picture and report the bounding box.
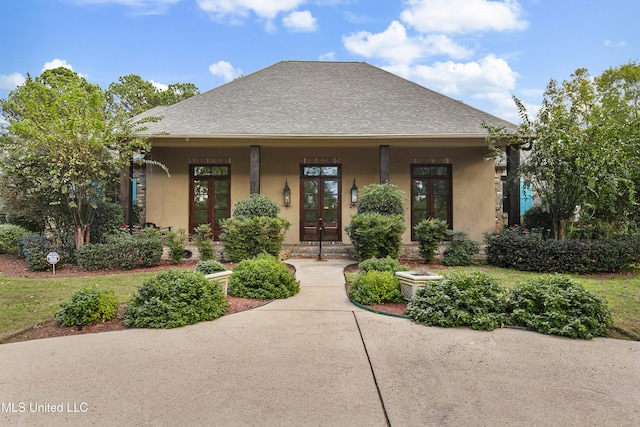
[0,0,637,122]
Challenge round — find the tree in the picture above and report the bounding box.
[486,62,640,240]
[107,74,199,117]
[0,67,158,247]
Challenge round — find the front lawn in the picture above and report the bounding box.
[0,273,156,341]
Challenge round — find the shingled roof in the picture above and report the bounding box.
[137,61,516,138]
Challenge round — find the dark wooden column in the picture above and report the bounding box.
[380,145,390,184]
[506,145,521,227]
[250,145,261,194]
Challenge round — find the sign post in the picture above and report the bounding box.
[46,252,60,275]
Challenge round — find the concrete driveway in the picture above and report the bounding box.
[1,258,638,426]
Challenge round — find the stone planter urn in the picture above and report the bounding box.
[395,271,444,301]
[205,270,233,295]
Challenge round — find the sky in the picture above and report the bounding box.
[0,0,637,122]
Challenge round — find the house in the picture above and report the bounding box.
[133,61,516,253]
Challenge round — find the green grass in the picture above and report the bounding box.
[0,272,157,341]
[345,264,640,340]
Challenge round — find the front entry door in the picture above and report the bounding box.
[301,166,341,241]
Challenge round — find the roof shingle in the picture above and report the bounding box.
[137,61,516,137]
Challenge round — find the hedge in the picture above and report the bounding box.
[485,229,640,273]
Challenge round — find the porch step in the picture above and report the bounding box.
[280,243,356,259]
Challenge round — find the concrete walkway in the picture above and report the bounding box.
[1,259,639,426]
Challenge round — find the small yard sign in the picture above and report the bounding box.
[47,251,60,275]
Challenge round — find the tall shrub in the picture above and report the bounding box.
[233,194,280,218]
[346,183,406,260]
[221,195,290,262]
[345,213,405,260]
[356,183,404,216]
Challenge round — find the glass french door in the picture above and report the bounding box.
[301,166,341,241]
[190,165,230,240]
[411,165,452,240]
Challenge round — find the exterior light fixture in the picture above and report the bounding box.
[283,179,291,206]
[350,178,358,205]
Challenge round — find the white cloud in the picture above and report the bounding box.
[196,0,304,21]
[283,10,318,32]
[209,60,243,82]
[400,0,528,34]
[319,51,336,61]
[150,80,169,91]
[343,21,471,64]
[395,55,517,95]
[385,54,519,119]
[70,0,181,14]
[42,58,75,73]
[604,40,628,48]
[0,72,26,90]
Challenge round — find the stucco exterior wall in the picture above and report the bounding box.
[144,139,495,244]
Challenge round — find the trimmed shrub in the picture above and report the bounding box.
[220,217,290,262]
[124,269,228,329]
[56,286,119,327]
[348,271,403,305]
[193,223,214,261]
[0,224,33,254]
[356,183,404,216]
[406,271,507,331]
[442,231,479,266]
[165,229,187,264]
[414,218,448,263]
[75,230,162,270]
[228,253,299,299]
[17,235,70,272]
[485,229,639,273]
[232,194,280,218]
[345,213,405,260]
[358,256,409,274]
[76,241,139,270]
[196,259,226,275]
[506,275,612,339]
[136,235,163,267]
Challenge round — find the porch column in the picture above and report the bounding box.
[380,145,390,184]
[506,145,521,227]
[250,145,261,194]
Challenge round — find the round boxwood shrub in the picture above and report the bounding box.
[196,259,226,275]
[406,271,507,331]
[348,270,403,305]
[124,269,228,329]
[228,253,299,299]
[358,256,408,274]
[56,286,119,327]
[505,275,612,339]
